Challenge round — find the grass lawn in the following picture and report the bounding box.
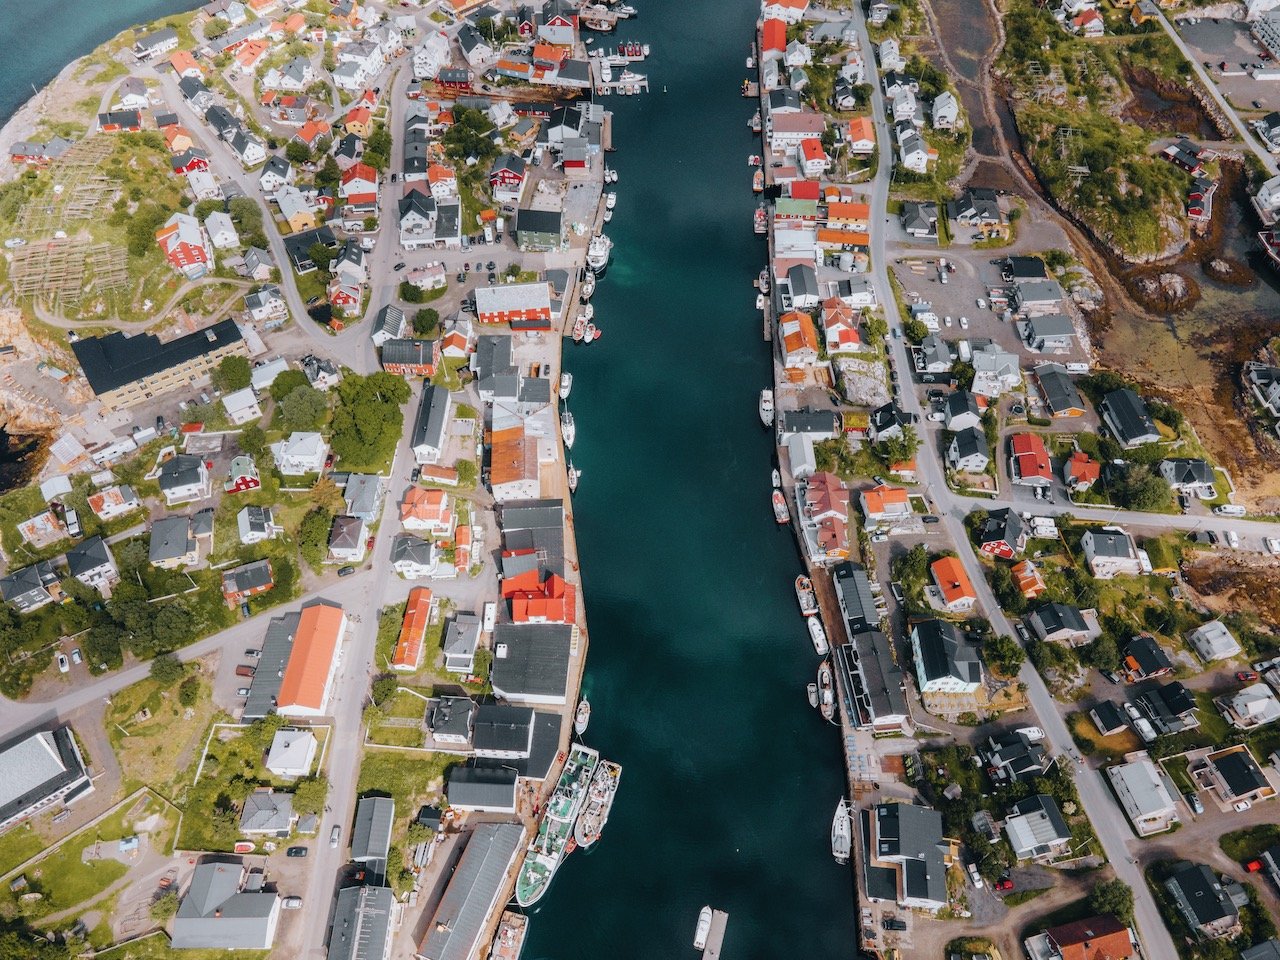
[356,751,459,833]
[96,931,268,960]
[1069,712,1140,763]
[107,672,222,797]
[1220,824,1280,862]
[0,827,50,877]
[1165,755,1194,794]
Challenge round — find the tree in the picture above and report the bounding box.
[308,476,345,513]
[372,676,398,705]
[1089,878,1134,925]
[316,156,340,190]
[178,675,201,706]
[239,424,266,458]
[151,890,179,922]
[292,776,328,815]
[1080,631,1119,671]
[991,563,1028,615]
[127,203,169,257]
[270,369,311,403]
[399,281,425,304]
[150,603,195,654]
[413,308,440,337]
[279,385,329,432]
[903,317,929,343]
[299,508,332,570]
[864,315,888,343]
[1112,463,1171,512]
[203,18,229,40]
[308,242,334,272]
[285,139,311,165]
[363,216,378,232]
[877,425,921,467]
[983,632,1026,676]
[150,653,184,685]
[212,355,252,392]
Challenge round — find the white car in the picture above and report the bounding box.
[56,654,70,673]
[283,896,303,910]
[1123,701,1141,722]
[1266,538,1280,555]
[967,863,984,889]
[959,316,969,329]
[872,533,888,543]
[1226,530,1240,549]
[927,411,945,422]
[1234,800,1252,812]
[976,297,987,309]
[944,315,953,327]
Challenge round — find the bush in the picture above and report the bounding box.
[400,281,424,303]
[149,653,184,686]
[178,675,200,706]
[413,308,440,336]
[269,369,311,403]
[1089,878,1134,925]
[212,355,252,392]
[299,508,332,571]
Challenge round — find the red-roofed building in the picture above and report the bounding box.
[860,484,911,525]
[1072,8,1104,36]
[1012,559,1047,599]
[1064,450,1100,491]
[761,18,787,54]
[276,601,347,717]
[780,311,820,373]
[931,556,977,613]
[169,50,203,79]
[1033,915,1135,960]
[1009,433,1053,486]
[822,297,860,353]
[400,487,454,536]
[502,569,577,624]
[789,180,821,201]
[847,116,876,154]
[392,587,437,671]
[454,523,472,574]
[797,137,829,177]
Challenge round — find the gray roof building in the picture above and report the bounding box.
[344,474,382,522]
[499,499,565,578]
[327,884,394,960]
[836,629,909,731]
[490,623,573,704]
[868,802,948,910]
[911,619,982,689]
[446,765,518,812]
[239,789,294,834]
[0,726,94,830]
[1164,861,1240,938]
[350,796,394,881]
[417,823,525,960]
[149,516,195,566]
[410,384,451,463]
[72,320,243,399]
[1100,388,1161,448]
[443,613,483,674]
[242,611,300,720]
[833,562,878,633]
[0,560,61,613]
[1005,794,1071,860]
[172,860,280,950]
[430,696,475,741]
[1035,362,1085,416]
[472,704,534,757]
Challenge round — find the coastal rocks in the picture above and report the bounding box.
[834,356,891,408]
[1202,256,1255,287]
[1129,270,1200,312]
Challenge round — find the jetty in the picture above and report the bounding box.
[701,909,729,960]
[590,59,650,95]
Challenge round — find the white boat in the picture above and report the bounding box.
[605,168,619,183]
[568,462,580,493]
[574,699,591,735]
[559,372,573,400]
[832,800,852,864]
[808,617,829,656]
[603,208,613,222]
[605,191,617,210]
[580,272,596,300]
[581,303,595,322]
[574,759,621,847]
[759,388,774,427]
[806,682,819,708]
[756,293,765,309]
[771,468,781,488]
[561,411,576,449]
[600,61,613,83]
[587,234,613,273]
[694,907,713,951]
[572,317,587,342]
[746,55,755,68]
[772,489,790,524]
[818,661,834,722]
[642,43,650,55]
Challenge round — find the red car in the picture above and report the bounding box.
[1246,859,1264,873]
[1238,671,1260,682]
[995,879,1014,892]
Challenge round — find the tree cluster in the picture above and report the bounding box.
[329,373,410,469]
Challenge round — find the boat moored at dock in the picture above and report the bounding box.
[807,682,819,708]
[514,744,600,907]
[771,468,781,488]
[574,698,591,735]
[587,234,613,274]
[567,462,580,493]
[772,489,790,524]
[817,660,834,722]
[831,799,851,864]
[487,912,528,960]
[580,271,596,300]
[759,388,774,426]
[693,907,713,950]
[808,616,829,655]
[795,575,818,616]
[559,372,573,400]
[573,759,622,847]
[561,410,576,449]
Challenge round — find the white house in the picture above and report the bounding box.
[230,130,266,168]
[221,387,262,426]
[327,515,367,564]
[205,210,239,249]
[971,344,1021,397]
[390,535,442,580]
[265,728,317,779]
[878,38,906,72]
[785,40,813,67]
[65,537,119,594]
[259,156,293,196]
[899,132,931,173]
[238,505,283,545]
[244,284,286,322]
[762,0,809,23]
[931,91,960,131]
[1108,755,1179,836]
[1186,620,1242,662]
[187,169,220,202]
[158,454,211,506]
[1081,527,1143,579]
[412,31,451,79]
[270,432,329,476]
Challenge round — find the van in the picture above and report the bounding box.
[64,509,81,538]
[235,664,256,678]
[1214,504,1246,517]
[483,601,496,633]
[330,825,341,848]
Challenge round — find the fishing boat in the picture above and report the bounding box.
[514,745,600,906]
[585,323,601,341]
[572,316,587,342]
[580,303,595,322]
[772,489,790,524]
[694,907,713,951]
[574,699,591,735]
[574,759,622,847]
[559,372,573,400]
[606,168,619,183]
[808,616,829,656]
[605,191,617,210]
[567,462,580,493]
[831,800,852,864]
[487,912,528,960]
[757,269,770,293]
[580,271,596,300]
[795,575,818,616]
[587,234,613,273]
[749,110,762,132]
[771,468,781,488]
[807,682,819,708]
[759,388,774,427]
[748,155,762,166]
[753,206,767,234]
[561,410,576,449]
[818,660,835,722]
[752,169,763,193]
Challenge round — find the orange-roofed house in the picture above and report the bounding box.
[816,228,870,251]
[248,0,279,14]
[1072,8,1105,37]
[790,180,821,201]
[931,556,976,613]
[169,50,203,79]
[392,587,437,671]
[780,311,820,374]
[164,125,194,154]
[822,297,860,354]
[1011,559,1047,599]
[890,458,918,482]
[427,163,458,201]
[761,18,787,55]
[343,106,373,139]
[1064,450,1100,491]
[294,119,331,149]
[235,39,270,70]
[400,487,454,537]
[276,601,347,717]
[489,425,541,502]
[503,569,577,624]
[797,137,829,177]
[1009,433,1053,487]
[454,523,472,574]
[282,12,306,34]
[859,484,911,526]
[1032,915,1135,960]
[847,116,876,154]
[827,201,870,231]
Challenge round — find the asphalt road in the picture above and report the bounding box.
[847,2,1183,955]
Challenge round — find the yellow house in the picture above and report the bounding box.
[343,106,373,140]
[278,186,319,233]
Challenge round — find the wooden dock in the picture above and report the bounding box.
[701,910,729,959]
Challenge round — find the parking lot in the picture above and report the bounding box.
[1176,18,1280,115]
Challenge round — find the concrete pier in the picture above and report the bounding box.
[701,910,729,959]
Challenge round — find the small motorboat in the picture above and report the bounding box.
[757,269,770,293]
[606,168,619,183]
[572,317,587,342]
[795,576,818,616]
[771,468,781,488]
[818,660,835,722]
[772,490,790,524]
[568,462,580,493]
[559,372,573,400]
[754,206,767,234]
[808,616,829,656]
[603,208,613,222]
[756,293,765,309]
[759,388,774,427]
[807,682,819,708]
[694,906,713,951]
[746,55,756,69]
[752,169,763,193]
[605,191,617,210]
[748,154,762,166]
[561,410,576,449]
[580,272,596,300]
[574,699,591,736]
[832,800,852,864]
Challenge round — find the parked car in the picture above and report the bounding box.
[411,466,421,482]
[245,648,261,659]
[70,648,82,665]
[873,475,887,486]
[286,846,309,858]
[393,262,406,272]
[56,654,70,673]
[330,825,341,848]
[1234,800,1253,812]
[236,687,250,697]
[1238,671,1260,682]
[1123,701,1142,722]
[922,515,940,524]
[967,862,984,889]
[871,533,888,543]
[235,664,256,678]
[337,565,356,577]
[995,878,1014,892]
[1101,670,1120,684]
[283,896,303,909]
[1186,792,1204,814]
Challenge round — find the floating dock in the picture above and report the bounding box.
[701,910,729,959]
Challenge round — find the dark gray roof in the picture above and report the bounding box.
[1035,363,1084,414]
[1161,457,1213,485]
[0,560,59,607]
[136,26,179,51]
[508,710,562,780]
[327,884,394,960]
[787,263,818,298]
[1243,939,1280,960]
[978,508,1022,548]
[430,697,474,740]
[1090,699,1127,734]
[381,339,435,369]
[1006,256,1047,280]
[515,207,562,236]
[1101,388,1158,445]
[0,726,90,827]
[951,425,987,461]
[945,390,981,420]
[222,559,273,596]
[66,536,113,579]
[1028,602,1087,638]
[160,454,205,492]
[779,407,841,435]
[833,562,877,633]
[411,384,450,453]
[1210,749,1269,799]
[1025,314,1074,339]
[243,611,300,719]
[73,321,243,397]
[518,377,551,404]
[1164,862,1237,928]
[873,802,947,905]
[490,153,526,179]
[373,305,404,341]
[392,534,434,568]
[1010,792,1070,840]
[1085,528,1135,558]
[172,861,278,950]
[490,623,573,701]
[499,499,565,578]
[472,334,515,382]
[446,765,518,808]
[912,619,981,685]
[350,796,394,867]
[472,704,534,754]
[1124,634,1172,676]
[418,822,525,960]
[149,516,194,564]
[837,629,907,726]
